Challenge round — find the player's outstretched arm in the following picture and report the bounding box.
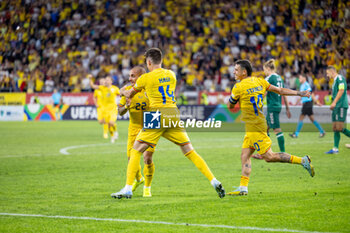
[120,85,137,98]
[268,85,311,97]
[89,75,100,89]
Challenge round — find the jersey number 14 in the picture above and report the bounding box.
[158,85,175,104]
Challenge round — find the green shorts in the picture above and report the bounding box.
[266,111,281,129]
[332,107,348,122]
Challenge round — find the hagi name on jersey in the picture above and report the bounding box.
[159,77,170,83]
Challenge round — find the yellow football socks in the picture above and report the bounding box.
[135,164,142,182]
[290,155,302,164]
[185,150,215,181]
[103,124,108,136]
[109,124,116,136]
[126,148,142,185]
[144,163,155,187]
[240,175,250,187]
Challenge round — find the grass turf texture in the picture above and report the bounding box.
[0,121,349,233]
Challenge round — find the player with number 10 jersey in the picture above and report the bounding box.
[227,59,315,196]
[231,75,271,151]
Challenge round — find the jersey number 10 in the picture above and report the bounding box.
[250,94,263,116]
[158,85,175,104]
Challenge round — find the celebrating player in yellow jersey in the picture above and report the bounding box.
[90,76,120,143]
[111,48,225,199]
[118,66,155,197]
[227,60,315,196]
[93,77,109,139]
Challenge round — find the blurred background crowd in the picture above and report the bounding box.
[0,0,349,94]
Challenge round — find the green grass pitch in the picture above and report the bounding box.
[0,121,349,233]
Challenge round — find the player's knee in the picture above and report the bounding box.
[143,152,153,164]
[333,125,342,132]
[181,143,193,155]
[273,128,281,134]
[133,141,149,153]
[144,156,152,164]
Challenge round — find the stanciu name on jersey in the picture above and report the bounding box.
[246,85,263,94]
[163,118,222,128]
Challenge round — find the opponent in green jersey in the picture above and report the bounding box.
[325,66,350,154]
[263,59,291,153]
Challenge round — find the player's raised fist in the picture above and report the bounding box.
[120,85,127,96]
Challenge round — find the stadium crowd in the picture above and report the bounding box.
[0,0,349,93]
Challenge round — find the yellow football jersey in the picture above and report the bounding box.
[230,77,271,132]
[133,68,176,108]
[99,85,120,107]
[93,89,103,107]
[119,86,149,127]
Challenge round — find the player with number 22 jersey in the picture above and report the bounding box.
[111,48,225,200]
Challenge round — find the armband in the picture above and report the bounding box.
[229,96,239,104]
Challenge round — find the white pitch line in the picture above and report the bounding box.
[57,137,242,155]
[58,141,241,156]
[59,143,120,155]
[58,139,329,156]
[0,140,330,159]
[0,213,336,233]
[0,154,43,158]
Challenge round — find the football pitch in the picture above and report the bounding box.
[1,121,349,233]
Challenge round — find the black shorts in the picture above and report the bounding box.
[301,101,313,116]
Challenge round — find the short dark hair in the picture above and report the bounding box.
[235,59,253,77]
[144,48,163,65]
